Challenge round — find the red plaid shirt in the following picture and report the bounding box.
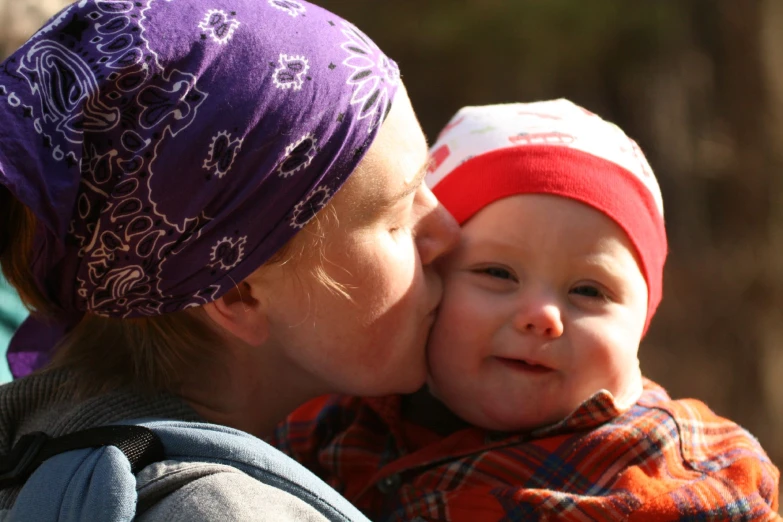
[272,379,780,521]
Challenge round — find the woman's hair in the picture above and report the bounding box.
[0,184,348,397]
[0,186,54,316]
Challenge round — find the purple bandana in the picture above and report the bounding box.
[0,0,400,378]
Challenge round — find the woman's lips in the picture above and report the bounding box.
[495,357,554,374]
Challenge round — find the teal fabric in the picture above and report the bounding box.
[0,277,27,383]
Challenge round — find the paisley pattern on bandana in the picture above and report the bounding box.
[0,0,400,377]
[340,21,400,132]
[268,0,306,17]
[291,185,332,229]
[3,4,209,317]
[278,134,318,177]
[209,236,247,271]
[198,9,240,44]
[203,131,243,179]
[272,54,310,91]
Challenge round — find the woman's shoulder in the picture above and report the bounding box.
[136,460,333,521]
[1,375,370,521]
[0,368,200,440]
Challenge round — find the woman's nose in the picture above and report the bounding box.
[415,185,459,266]
[513,298,564,338]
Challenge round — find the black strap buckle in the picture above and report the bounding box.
[0,425,164,490]
[0,432,50,489]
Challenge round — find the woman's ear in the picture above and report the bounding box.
[202,279,269,347]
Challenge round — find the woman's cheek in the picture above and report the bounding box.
[352,233,417,314]
[387,229,420,286]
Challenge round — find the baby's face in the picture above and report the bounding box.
[427,194,648,431]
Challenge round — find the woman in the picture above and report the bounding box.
[0,0,458,519]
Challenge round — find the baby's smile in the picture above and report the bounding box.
[494,357,555,374]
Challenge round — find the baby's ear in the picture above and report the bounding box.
[202,280,269,347]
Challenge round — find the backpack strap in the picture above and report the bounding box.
[7,420,371,521]
[0,425,164,489]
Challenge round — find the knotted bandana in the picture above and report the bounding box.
[0,0,400,377]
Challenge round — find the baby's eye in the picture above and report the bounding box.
[570,285,604,299]
[478,267,515,281]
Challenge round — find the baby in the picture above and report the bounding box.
[273,100,779,521]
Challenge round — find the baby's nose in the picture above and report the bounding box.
[514,301,564,338]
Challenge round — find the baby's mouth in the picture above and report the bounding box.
[495,357,554,374]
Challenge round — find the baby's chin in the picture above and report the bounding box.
[426,376,644,433]
[426,378,566,432]
[478,405,575,432]
[488,387,645,433]
[608,372,644,411]
[457,404,566,433]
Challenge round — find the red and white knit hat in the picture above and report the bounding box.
[427,99,667,333]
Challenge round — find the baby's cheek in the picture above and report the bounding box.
[571,331,625,396]
[444,280,485,316]
[427,307,471,374]
[600,342,641,401]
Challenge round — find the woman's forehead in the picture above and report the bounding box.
[330,91,428,220]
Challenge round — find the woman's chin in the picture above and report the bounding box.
[393,365,428,395]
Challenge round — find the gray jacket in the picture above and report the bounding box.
[0,370,368,521]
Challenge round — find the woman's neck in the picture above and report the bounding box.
[178,341,320,438]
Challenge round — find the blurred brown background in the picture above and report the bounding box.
[3,0,783,502]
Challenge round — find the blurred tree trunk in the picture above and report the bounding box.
[760,0,783,459]
[709,0,776,456]
[629,0,783,467]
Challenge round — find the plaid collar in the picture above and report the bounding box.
[364,383,647,454]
